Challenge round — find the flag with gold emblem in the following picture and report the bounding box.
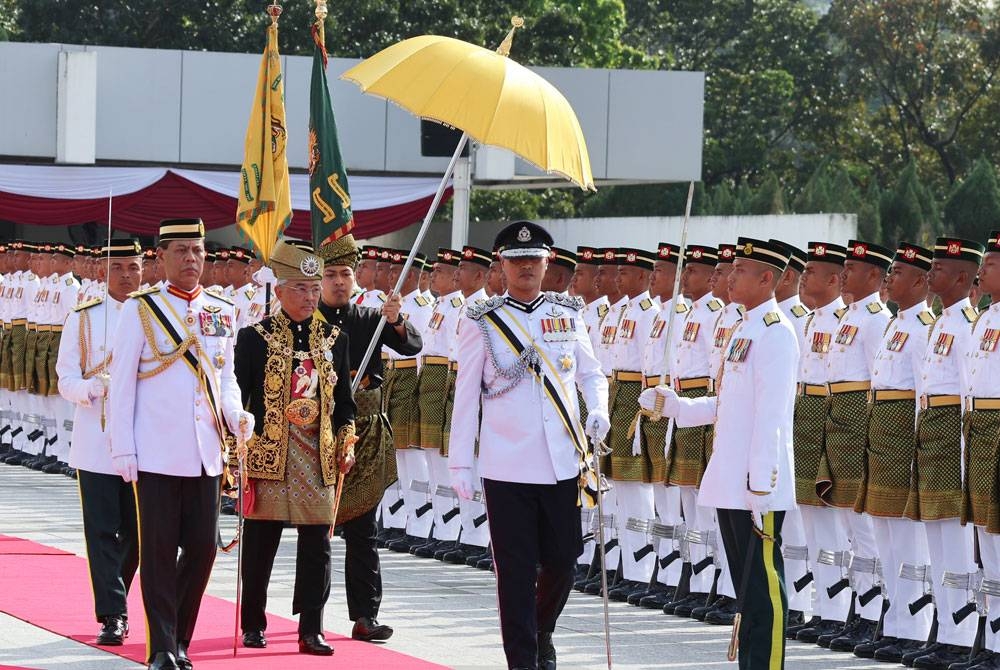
[308,19,354,247]
[236,20,292,262]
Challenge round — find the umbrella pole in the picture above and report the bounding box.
[351,133,470,394]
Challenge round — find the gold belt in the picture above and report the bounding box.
[920,394,961,409]
[868,389,915,403]
[26,322,36,331]
[644,375,669,388]
[10,319,25,326]
[676,376,710,391]
[828,380,871,395]
[386,358,418,370]
[36,324,51,332]
[422,355,450,366]
[969,397,1000,411]
[612,370,643,383]
[50,324,62,333]
[449,361,459,372]
[797,383,829,397]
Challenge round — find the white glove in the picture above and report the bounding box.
[234,411,255,441]
[113,454,138,483]
[585,410,610,441]
[745,490,774,531]
[449,467,475,501]
[638,385,680,418]
[86,376,108,400]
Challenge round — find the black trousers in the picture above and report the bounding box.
[135,471,219,661]
[717,508,787,670]
[241,520,331,635]
[484,477,582,670]
[78,470,139,621]
[341,504,383,621]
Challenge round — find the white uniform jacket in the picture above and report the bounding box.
[826,291,889,383]
[449,291,609,485]
[778,295,811,352]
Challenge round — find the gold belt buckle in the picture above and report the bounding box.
[285,397,320,426]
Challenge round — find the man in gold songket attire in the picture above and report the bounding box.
[235,239,357,656]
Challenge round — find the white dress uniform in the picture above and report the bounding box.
[917,297,978,649]
[582,295,610,347]
[48,271,82,460]
[21,271,44,456]
[0,269,17,447]
[824,290,888,623]
[798,296,852,624]
[867,301,936,641]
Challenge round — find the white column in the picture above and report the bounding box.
[450,156,471,249]
[56,50,98,164]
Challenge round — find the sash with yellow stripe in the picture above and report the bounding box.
[482,307,600,507]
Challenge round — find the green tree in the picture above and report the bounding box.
[794,160,836,212]
[943,158,1000,240]
[857,180,884,243]
[748,174,787,214]
[881,161,938,246]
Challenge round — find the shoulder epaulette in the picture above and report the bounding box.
[64,277,75,286]
[244,287,256,301]
[415,295,430,307]
[737,305,746,316]
[128,286,160,299]
[963,305,979,323]
[377,291,387,303]
[543,291,585,311]
[597,304,609,319]
[72,297,103,312]
[763,312,781,326]
[204,289,234,306]
[867,301,884,314]
[466,295,504,321]
[707,299,723,312]
[790,304,808,318]
[675,302,689,314]
[450,296,464,308]
[834,306,848,320]
[917,310,935,326]
[639,298,654,311]
[972,309,986,329]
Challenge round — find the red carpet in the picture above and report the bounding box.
[0,537,448,669]
[0,535,71,555]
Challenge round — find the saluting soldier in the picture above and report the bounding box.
[903,237,984,669]
[641,237,798,670]
[853,243,936,662]
[109,219,254,670]
[962,232,1000,670]
[236,239,357,656]
[449,221,610,670]
[55,238,143,646]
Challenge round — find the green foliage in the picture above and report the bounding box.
[943,158,1000,240]
[880,161,939,246]
[747,174,787,214]
[857,180,883,242]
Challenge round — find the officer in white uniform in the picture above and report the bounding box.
[449,221,610,670]
[56,238,143,646]
[109,219,254,670]
[642,237,798,670]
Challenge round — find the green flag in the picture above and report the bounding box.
[308,24,354,247]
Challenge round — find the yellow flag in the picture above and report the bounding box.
[236,22,292,263]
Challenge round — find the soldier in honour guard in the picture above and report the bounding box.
[791,242,853,643]
[903,237,985,670]
[317,233,421,642]
[640,237,798,670]
[355,245,379,301]
[542,247,577,295]
[770,240,814,628]
[486,248,506,297]
[55,238,143,646]
[0,242,30,463]
[235,239,357,656]
[449,221,610,670]
[109,218,254,670]
[961,231,1000,670]
[852,242,936,662]
[662,243,720,615]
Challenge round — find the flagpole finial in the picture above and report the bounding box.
[315,0,328,22]
[496,16,524,57]
[266,2,282,25]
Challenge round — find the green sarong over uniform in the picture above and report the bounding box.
[905,405,963,521]
[46,331,62,396]
[440,368,457,457]
[338,387,395,525]
[962,408,1000,533]
[793,394,826,506]
[607,377,646,481]
[7,323,26,391]
[417,361,449,450]
[665,386,712,488]
[33,330,51,396]
[820,390,868,508]
[383,364,420,450]
[23,327,38,393]
[855,398,916,516]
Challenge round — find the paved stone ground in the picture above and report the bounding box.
[0,465,886,669]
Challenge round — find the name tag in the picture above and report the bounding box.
[713,326,733,349]
[726,338,752,363]
[428,311,445,330]
[934,332,955,356]
[199,312,233,337]
[541,317,577,342]
[982,328,1000,353]
[619,319,636,340]
[682,321,700,342]
[812,331,831,354]
[886,331,908,352]
[835,324,858,346]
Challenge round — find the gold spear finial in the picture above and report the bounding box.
[266,2,282,25]
[496,16,524,57]
[315,0,328,22]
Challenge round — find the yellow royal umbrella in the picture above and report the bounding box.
[341,26,595,191]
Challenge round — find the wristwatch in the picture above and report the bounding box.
[389,314,404,326]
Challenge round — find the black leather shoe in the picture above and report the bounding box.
[639,586,675,609]
[873,638,925,663]
[904,642,947,667]
[42,459,66,474]
[442,544,474,564]
[242,630,266,648]
[830,618,877,652]
[673,592,709,617]
[796,618,845,643]
[628,584,664,606]
[176,642,192,670]
[583,572,614,595]
[607,579,641,602]
[466,549,491,567]
[410,539,440,557]
[786,614,819,640]
[690,595,723,621]
[704,597,738,625]
[97,615,127,645]
[854,635,897,658]
[476,555,494,571]
[433,541,459,560]
[953,649,1000,670]
[352,617,393,642]
[387,534,422,552]
[147,651,179,670]
[298,634,334,656]
[538,631,556,670]
[914,645,973,669]
[818,617,858,648]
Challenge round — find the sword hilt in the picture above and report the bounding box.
[442,507,461,523]
[633,544,655,562]
[388,498,405,515]
[859,585,882,607]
